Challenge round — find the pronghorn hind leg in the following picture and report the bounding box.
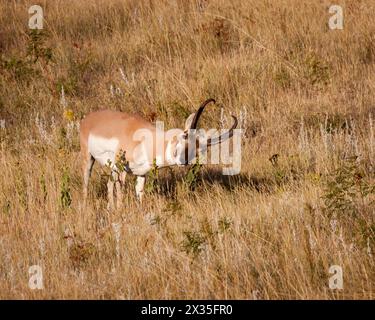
[135,176,146,203]
[83,154,95,206]
[116,171,127,209]
[107,170,118,210]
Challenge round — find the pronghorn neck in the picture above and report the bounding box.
[154,132,177,168]
[165,137,177,166]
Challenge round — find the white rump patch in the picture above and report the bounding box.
[88,134,119,166]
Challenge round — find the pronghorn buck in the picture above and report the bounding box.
[80,99,238,207]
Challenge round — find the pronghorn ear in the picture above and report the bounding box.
[184,113,196,131]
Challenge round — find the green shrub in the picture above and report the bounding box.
[183,158,202,191]
[181,231,206,257]
[323,157,374,218]
[303,52,330,86]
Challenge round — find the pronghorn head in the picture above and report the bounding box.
[171,98,238,166]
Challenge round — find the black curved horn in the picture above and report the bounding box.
[189,98,216,130]
[207,115,238,146]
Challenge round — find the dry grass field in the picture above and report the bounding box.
[0,0,374,299]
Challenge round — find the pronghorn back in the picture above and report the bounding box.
[80,109,157,165]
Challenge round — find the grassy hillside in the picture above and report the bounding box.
[0,0,374,299]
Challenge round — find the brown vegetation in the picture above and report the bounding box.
[0,0,374,299]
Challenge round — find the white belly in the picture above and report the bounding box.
[88,134,119,167]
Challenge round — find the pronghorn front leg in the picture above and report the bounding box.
[82,154,95,206]
[135,176,146,203]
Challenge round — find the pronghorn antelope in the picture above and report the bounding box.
[80,99,237,207]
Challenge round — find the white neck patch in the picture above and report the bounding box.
[164,140,176,166]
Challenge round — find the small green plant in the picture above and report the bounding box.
[69,241,96,269]
[268,153,306,186]
[0,29,52,83]
[181,216,232,258]
[145,159,159,193]
[14,169,28,210]
[183,157,202,191]
[149,214,162,226]
[105,149,129,182]
[274,66,291,89]
[218,216,233,233]
[162,200,183,216]
[58,126,68,150]
[171,102,190,120]
[156,103,169,123]
[302,113,350,134]
[26,30,53,64]
[56,77,78,96]
[359,36,375,65]
[115,149,129,174]
[40,173,47,203]
[269,154,287,185]
[304,52,330,86]
[2,200,11,217]
[0,56,35,81]
[60,168,72,209]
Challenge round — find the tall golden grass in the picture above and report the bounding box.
[0,0,374,299]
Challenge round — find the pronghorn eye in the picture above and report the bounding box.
[182,132,188,139]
